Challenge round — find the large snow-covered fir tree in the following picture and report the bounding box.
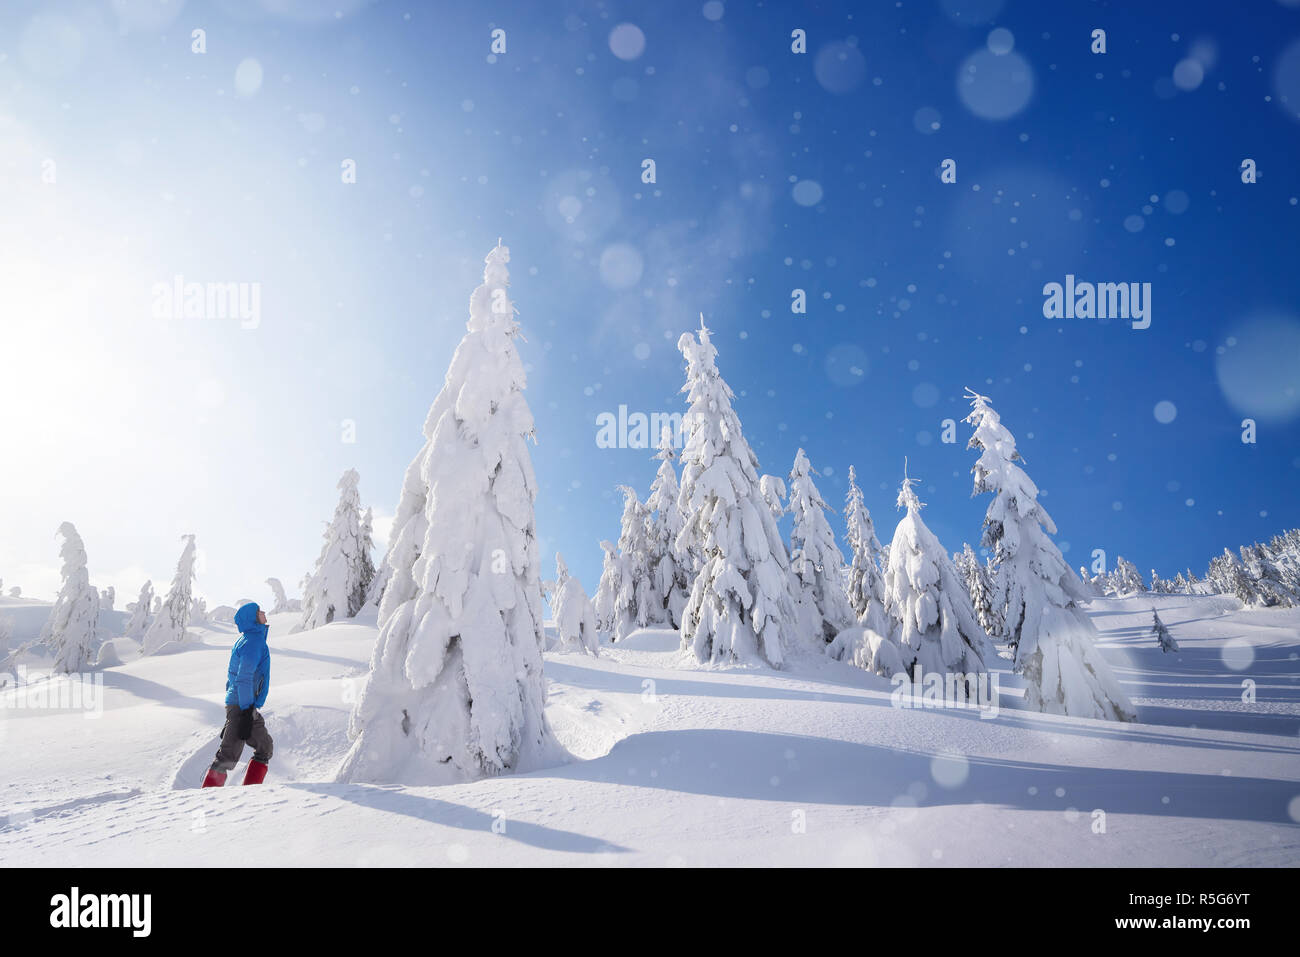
[882,469,992,689]
[842,465,890,637]
[787,448,855,643]
[141,534,198,656]
[644,427,691,628]
[964,389,1135,721]
[551,553,599,655]
[300,469,370,630]
[592,486,653,641]
[39,522,100,673]
[336,241,556,784]
[674,319,799,667]
[123,580,154,639]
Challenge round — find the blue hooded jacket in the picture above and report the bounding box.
[226,602,271,710]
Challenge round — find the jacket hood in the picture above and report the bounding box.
[234,602,262,634]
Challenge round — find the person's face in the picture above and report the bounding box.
[257,609,267,625]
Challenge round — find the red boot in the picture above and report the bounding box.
[242,760,269,785]
[202,768,227,788]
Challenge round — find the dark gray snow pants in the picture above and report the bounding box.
[210,703,273,771]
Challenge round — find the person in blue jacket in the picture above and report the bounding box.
[202,601,273,787]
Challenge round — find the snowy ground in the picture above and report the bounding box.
[0,595,1297,866]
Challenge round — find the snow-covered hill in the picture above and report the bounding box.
[0,596,1297,866]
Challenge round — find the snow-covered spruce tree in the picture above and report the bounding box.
[592,540,617,634]
[644,427,691,628]
[1151,610,1179,653]
[1075,566,1093,595]
[123,580,153,639]
[552,553,599,655]
[1272,530,1300,595]
[358,506,377,606]
[1150,570,1177,595]
[842,465,890,636]
[336,241,554,783]
[673,319,800,667]
[1111,557,1145,595]
[956,542,1003,636]
[1208,548,1259,604]
[1240,543,1296,607]
[39,522,100,673]
[141,534,198,655]
[191,596,210,627]
[964,389,1135,721]
[265,577,292,614]
[301,468,370,630]
[592,487,653,640]
[99,586,115,612]
[882,469,991,690]
[1172,572,1189,594]
[787,448,855,642]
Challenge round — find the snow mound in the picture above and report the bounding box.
[94,640,124,669]
[611,627,680,652]
[828,625,909,677]
[171,703,352,789]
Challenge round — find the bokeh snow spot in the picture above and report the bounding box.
[608,23,646,61]
[814,41,866,94]
[792,180,824,206]
[1273,38,1300,122]
[1173,58,1204,92]
[957,49,1034,120]
[987,27,1015,55]
[1215,316,1300,424]
[824,343,869,387]
[235,58,264,97]
[913,106,943,134]
[598,243,644,290]
[1221,638,1256,672]
[930,752,970,789]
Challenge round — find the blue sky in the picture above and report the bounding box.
[2,0,1299,607]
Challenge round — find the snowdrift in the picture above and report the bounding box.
[0,596,1297,866]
